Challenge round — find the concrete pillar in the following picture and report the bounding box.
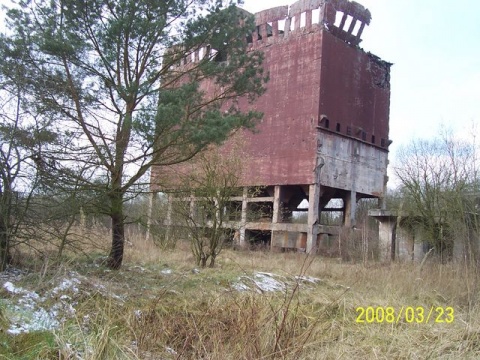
[284,17,291,35]
[189,194,195,219]
[271,185,282,250]
[343,191,357,227]
[453,235,466,262]
[145,192,156,242]
[307,183,320,253]
[165,194,173,243]
[378,219,395,262]
[238,187,248,248]
[305,10,312,29]
[272,186,281,223]
[413,235,425,262]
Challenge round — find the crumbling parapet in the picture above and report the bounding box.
[171,0,373,68]
[254,6,288,41]
[250,0,372,46]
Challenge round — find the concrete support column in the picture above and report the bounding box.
[271,185,282,250]
[272,186,281,223]
[378,197,385,211]
[307,183,320,253]
[378,219,396,262]
[453,235,466,262]
[189,194,195,219]
[284,17,291,35]
[238,187,248,248]
[165,194,173,243]
[305,10,312,29]
[146,192,156,242]
[343,191,357,227]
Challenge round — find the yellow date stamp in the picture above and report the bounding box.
[356,306,454,324]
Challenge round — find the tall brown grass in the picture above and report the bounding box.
[3,226,480,359]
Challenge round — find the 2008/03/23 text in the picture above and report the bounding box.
[356,306,454,324]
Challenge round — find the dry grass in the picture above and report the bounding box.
[2,230,480,359]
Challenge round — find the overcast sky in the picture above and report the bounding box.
[242,0,480,166]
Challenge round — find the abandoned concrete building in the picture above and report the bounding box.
[150,0,393,256]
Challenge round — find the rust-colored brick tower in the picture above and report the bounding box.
[151,0,391,252]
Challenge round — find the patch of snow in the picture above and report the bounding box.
[3,281,20,294]
[233,272,287,293]
[92,283,124,302]
[232,282,250,292]
[0,267,26,281]
[2,275,84,335]
[94,283,106,291]
[161,269,173,275]
[253,272,286,292]
[295,275,322,284]
[51,277,81,295]
[7,305,59,335]
[166,347,178,355]
[110,293,125,302]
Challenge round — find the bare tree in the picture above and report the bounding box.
[394,129,480,261]
[0,94,62,268]
[172,144,244,268]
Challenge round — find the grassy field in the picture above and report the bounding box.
[1,235,480,359]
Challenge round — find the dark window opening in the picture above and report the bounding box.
[371,135,376,144]
[247,202,273,222]
[361,131,367,141]
[381,138,386,147]
[266,22,273,37]
[325,119,330,128]
[225,201,242,221]
[248,186,272,197]
[214,50,227,62]
[346,126,352,136]
[256,26,263,41]
[247,230,271,249]
[336,123,341,132]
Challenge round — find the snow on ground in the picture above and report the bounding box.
[1,271,85,335]
[253,272,287,292]
[0,266,325,335]
[233,271,323,293]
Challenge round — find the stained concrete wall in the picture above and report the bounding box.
[318,131,388,196]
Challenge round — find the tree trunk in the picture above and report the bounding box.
[209,255,215,268]
[107,190,125,269]
[200,254,207,268]
[0,194,11,271]
[106,108,131,270]
[0,228,10,272]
